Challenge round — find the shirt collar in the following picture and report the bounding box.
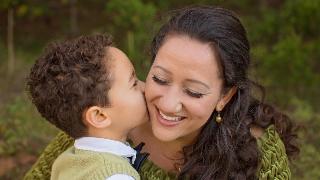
[74,137,136,163]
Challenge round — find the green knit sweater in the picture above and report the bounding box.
[51,146,140,180]
[24,125,291,180]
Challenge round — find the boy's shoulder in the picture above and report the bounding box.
[51,146,140,180]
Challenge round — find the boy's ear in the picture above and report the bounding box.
[84,106,111,128]
[216,86,237,111]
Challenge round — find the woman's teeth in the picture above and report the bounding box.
[159,110,183,122]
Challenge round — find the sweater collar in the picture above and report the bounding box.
[74,137,136,163]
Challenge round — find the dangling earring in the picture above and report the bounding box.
[216,111,222,123]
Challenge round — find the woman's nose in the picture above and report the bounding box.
[159,87,182,114]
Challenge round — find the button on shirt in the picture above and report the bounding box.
[74,137,137,180]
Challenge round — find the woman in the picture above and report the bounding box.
[24,6,298,180]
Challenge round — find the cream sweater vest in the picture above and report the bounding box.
[51,146,140,180]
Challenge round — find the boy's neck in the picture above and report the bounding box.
[87,128,128,142]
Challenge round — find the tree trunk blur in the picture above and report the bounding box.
[7,7,15,76]
[70,0,78,36]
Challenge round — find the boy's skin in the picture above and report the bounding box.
[85,47,148,142]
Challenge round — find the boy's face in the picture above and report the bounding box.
[104,47,148,135]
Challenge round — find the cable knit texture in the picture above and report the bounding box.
[257,125,291,180]
[24,125,290,180]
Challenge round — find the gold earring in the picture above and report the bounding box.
[216,111,222,123]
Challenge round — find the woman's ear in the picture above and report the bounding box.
[216,86,237,111]
[84,106,111,128]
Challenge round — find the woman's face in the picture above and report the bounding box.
[145,35,224,142]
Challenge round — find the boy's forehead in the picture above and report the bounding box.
[107,47,121,62]
[107,47,134,79]
[108,47,125,58]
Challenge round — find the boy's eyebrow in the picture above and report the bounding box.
[129,69,135,83]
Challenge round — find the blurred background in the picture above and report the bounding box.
[0,0,319,179]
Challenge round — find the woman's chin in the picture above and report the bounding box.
[150,123,179,142]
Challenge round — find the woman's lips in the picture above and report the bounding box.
[155,108,185,127]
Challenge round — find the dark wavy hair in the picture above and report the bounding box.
[150,6,299,179]
[27,34,113,138]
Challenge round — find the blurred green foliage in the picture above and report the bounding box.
[105,0,157,78]
[247,0,320,109]
[290,98,320,179]
[0,0,319,179]
[0,95,58,156]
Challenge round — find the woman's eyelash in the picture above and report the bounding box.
[152,75,168,85]
[152,75,204,98]
[185,89,204,98]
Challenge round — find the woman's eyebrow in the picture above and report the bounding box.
[153,65,172,74]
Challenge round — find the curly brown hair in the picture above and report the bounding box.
[151,6,299,179]
[27,34,113,138]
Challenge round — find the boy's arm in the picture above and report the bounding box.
[23,131,74,180]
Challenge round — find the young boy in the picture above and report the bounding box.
[27,34,148,180]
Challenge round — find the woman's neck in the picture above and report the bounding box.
[129,122,197,172]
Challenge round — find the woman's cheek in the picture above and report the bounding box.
[144,77,154,99]
[187,99,215,120]
[145,82,165,101]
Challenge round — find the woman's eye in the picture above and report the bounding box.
[152,75,168,85]
[185,89,204,98]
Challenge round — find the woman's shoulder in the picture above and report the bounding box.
[256,125,291,180]
[23,131,74,180]
[139,160,176,180]
[137,125,292,180]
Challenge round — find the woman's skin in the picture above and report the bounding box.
[129,34,264,172]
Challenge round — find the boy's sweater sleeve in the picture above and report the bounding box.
[23,132,74,180]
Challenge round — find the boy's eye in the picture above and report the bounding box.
[152,75,168,85]
[133,79,138,87]
[185,89,204,98]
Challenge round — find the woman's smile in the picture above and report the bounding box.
[156,107,186,127]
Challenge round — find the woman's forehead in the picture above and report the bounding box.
[154,35,220,76]
[159,36,217,62]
